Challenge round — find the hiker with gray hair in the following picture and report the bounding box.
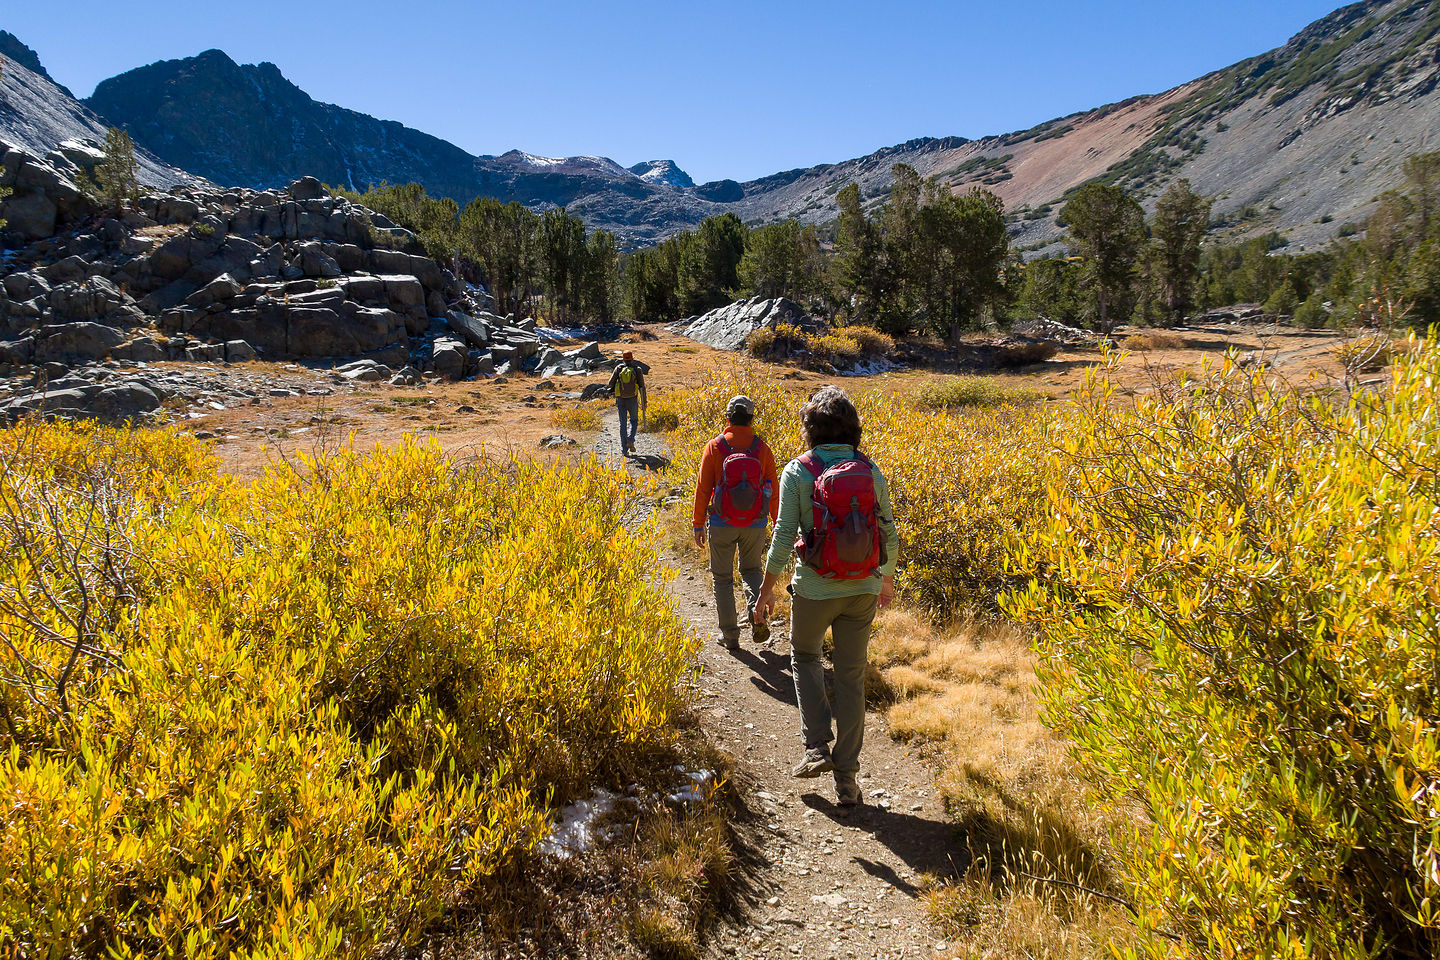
[754,386,898,807]
[692,395,780,650]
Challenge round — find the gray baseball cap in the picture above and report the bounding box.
[727,395,755,418]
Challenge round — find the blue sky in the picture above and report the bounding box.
[8,0,1343,183]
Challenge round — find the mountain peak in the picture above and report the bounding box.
[194,48,240,66]
[0,30,70,96]
[0,31,49,79]
[628,159,695,189]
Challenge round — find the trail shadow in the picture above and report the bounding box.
[732,647,797,706]
[801,792,966,892]
[800,770,1119,902]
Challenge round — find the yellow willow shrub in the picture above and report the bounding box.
[803,332,863,369]
[0,428,693,959]
[842,325,895,357]
[664,366,1052,614]
[1006,340,1440,959]
[550,401,605,432]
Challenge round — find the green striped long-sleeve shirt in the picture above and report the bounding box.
[764,443,900,600]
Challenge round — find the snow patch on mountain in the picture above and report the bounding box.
[628,159,695,189]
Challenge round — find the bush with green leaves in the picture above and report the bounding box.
[1008,340,1440,958]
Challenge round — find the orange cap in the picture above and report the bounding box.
[621,350,634,360]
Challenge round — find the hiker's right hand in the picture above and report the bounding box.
[692,527,705,548]
[754,587,774,624]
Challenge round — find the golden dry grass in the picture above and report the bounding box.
[1122,330,1186,351]
[868,609,1140,959]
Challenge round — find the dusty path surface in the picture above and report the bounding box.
[597,410,958,960]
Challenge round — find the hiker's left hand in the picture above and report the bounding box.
[878,576,895,609]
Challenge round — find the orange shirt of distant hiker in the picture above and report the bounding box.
[692,424,781,530]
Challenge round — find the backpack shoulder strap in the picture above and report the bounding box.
[796,452,825,480]
[717,435,734,455]
[746,436,760,455]
[852,450,875,469]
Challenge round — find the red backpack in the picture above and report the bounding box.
[794,452,885,580]
[710,436,765,526]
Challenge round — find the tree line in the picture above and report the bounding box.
[624,164,1013,343]
[342,150,1439,336]
[340,164,1014,339]
[334,183,619,323]
[1019,151,1440,333]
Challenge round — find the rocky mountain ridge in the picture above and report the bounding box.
[4,0,1440,250]
[81,49,701,242]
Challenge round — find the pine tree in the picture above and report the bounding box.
[832,183,883,325]
[676,213,746,315]
[1061,183,1146,333]
[913,186,1009,339]
[1149,179,1212,324]
[82,128,141,210]
[739,220,803,300]
[580,230,618,322]
[1403,151,1440,241]
[0,166,10,232]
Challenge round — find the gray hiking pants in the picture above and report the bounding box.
[708,524,768,640]
[616,395,640,449]
[790,591,878,775]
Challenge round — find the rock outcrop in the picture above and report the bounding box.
[1,149,598,420]
[672,297,822,353]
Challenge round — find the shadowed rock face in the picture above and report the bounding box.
[0,31,57,89]
[86,50,482,199]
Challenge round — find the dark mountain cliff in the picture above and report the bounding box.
[86,50,481,199]
[84,50,702,242]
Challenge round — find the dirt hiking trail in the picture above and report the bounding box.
[597,411,960,959]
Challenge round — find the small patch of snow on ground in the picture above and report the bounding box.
[538,769,714,859]
[538,789,620,859]
[667,767,715,807]
[840,358,905,377]
[537,326,594,341]
[520,152,565,168]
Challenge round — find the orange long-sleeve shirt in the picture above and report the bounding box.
[692,425,781,529]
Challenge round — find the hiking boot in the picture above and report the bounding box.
[835,773,861,807]
[719,633,741,651]
[753,620,772,645]
[792,746,833,779]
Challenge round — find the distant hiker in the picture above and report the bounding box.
[693,395,780,650]
[608,350,648,456]
[754,386,898,807]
